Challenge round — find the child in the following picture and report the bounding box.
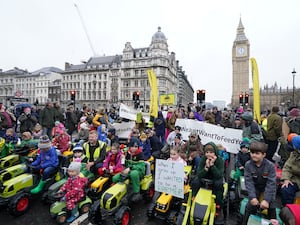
[97,124,107,142]
[98,142,124,176]
[32,123,43,139]
[191,142,224,223]
[58,161,87,222]
[78,122,90,142]
[51,121,62,138]
[16,131,39,149]
[242,141,277,225]
[112,137,145,202]
[167,145,187,166]
[281,135,300,205]
[52,124,70,154]
[72,144,87,163]
[30,135,59,194]
[234,138,251,179]
[140,132,151,161]
[3,128,19,144]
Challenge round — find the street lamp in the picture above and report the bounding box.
[292,68,296,106]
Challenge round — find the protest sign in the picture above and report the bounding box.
[175,119,243,154]
[155,159,185,199]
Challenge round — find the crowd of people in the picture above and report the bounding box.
[1,100,300,224]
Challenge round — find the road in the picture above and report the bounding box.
[0,191,237,225]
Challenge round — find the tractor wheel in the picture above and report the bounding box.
[80,202,91,214]
[146,202,156,219]
[88,200,102,225]
[143,182,155,202]
[56,212,67,224]
[120,210,130,225]
[8,192,31,216]
[167,210,179,225]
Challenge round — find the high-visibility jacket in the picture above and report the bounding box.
[83,141,106,163]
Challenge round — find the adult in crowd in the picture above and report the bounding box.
[212,106,222,125]
[92,106,109,129]
[83,130,107,175]
[286,108,300,134]
[53,101,65,123]
[154,111,166,145]
[181,131,203,168]
[145,128,163,158]
[265,106,282,161]
[39,101,56,139]
[65,105,78,136]
[241,111,264,142]
[19,107,38,133]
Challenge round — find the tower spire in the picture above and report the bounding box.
[235,17,248,42]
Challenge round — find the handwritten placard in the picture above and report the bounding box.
[155,159,184,199]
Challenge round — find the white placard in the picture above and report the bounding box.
[119,103,150,122]
[111,121,135,140]
[175,118,243,154]
[155,159,185,199]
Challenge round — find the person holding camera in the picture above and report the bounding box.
[19,107,38,134]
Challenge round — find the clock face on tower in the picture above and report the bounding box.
[237,46,246,56]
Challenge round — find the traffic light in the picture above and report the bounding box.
[239,93,244,105]
[70,90,76,101]
[133,91,140,109]
[200,90,206,102]
[136,91,140,100]
[245,93,249,105]
[196,90,201,101]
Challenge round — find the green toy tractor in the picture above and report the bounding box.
[88,161,154,225]
[50,191,92,224]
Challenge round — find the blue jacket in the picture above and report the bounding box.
[141,139,151,160]
[32,146,59,169]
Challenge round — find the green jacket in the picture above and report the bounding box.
[125,148,145,177]
[281,151,300,187]
[197,155,224,181]
[266,112,282,141]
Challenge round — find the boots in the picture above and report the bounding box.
[66,206,79,223]
[30,179,46,194]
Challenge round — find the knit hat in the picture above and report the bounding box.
[73,144,83,153]
[240,138,250,149]
[38,135,52,149]
[128,137,140,147]
[241,112,253,121]
[292,135,300,150]
[289,108,300,117]
[204,142,218,155]
[68,162,81,174]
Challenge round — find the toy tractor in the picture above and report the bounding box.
[0,155,66,216]
[88,161,154,225]
[147,165,192,224]
[178,178,228,225]
[42,162,95,204]
[49,191,92,224]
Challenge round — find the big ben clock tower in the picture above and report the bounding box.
[232,18,250,108]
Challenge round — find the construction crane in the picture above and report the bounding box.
[74,3,97,56]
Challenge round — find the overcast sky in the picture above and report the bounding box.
[1,0,299,104]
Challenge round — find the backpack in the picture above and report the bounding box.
[250,121,265,142]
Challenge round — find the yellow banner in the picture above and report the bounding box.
[251,58,261,124]
[147,69,159,122]
[160,94,176,105]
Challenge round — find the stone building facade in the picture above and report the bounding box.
[61,27,194,109]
